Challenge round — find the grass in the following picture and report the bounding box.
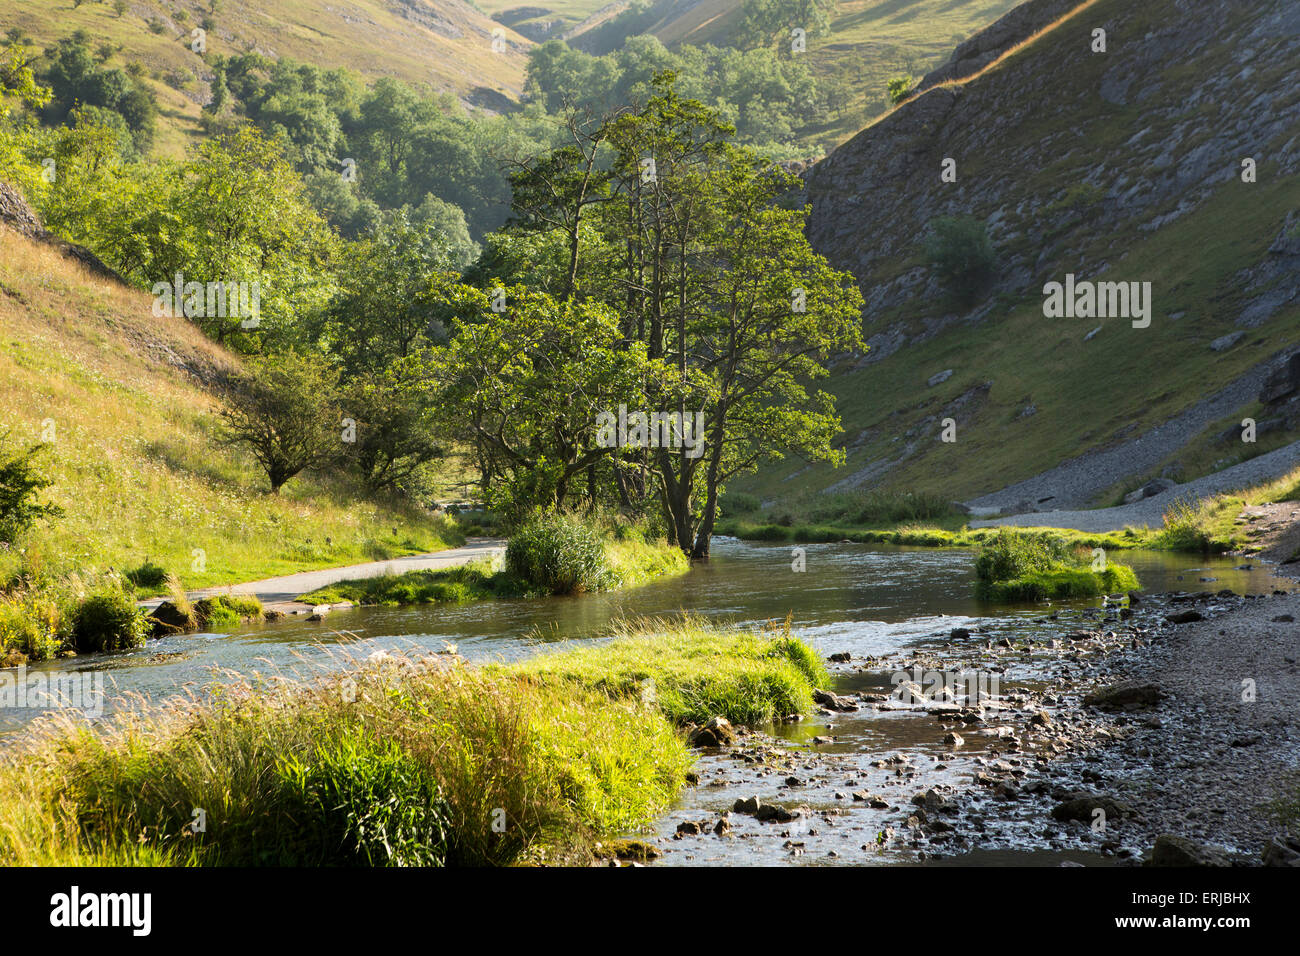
[509,615,828,727]
[0,616,827,865]
[0,231,463,598]
[973,528,1139,602]
[299,538,688,606]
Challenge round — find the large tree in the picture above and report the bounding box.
[508,74,865,557]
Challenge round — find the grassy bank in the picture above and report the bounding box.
[511,616,828,726]
[299,527,689,607]
[0,618,824,866]
[974,529,1139,603]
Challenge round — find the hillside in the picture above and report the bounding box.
[737,0,1300,514]
[1,0,532,157]
[485,0,1023,144]
[0,195,459,593]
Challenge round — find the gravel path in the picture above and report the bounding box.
[138,538,507,613]
[965,356,1283,514]
[971,439,1300,532]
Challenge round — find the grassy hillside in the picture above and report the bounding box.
[741,0,1300,510]
[0,227,460,594]
[511,0,1022,144]
[1,0,532,158]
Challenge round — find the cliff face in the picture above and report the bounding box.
[759,0,1300,506]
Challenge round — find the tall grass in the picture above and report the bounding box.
[0,650,692,866]
[973,528,1139,602]
[512,615,828,726]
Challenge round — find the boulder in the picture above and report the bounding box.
[1083,682,1166,711]
[1051,793,1137,823]
[1261,352,1300,404]
[1148,834,1230,867]
[147,600,196,636]
[690,715,736,748]
[1123,478,1176,504]
[1262,835,1300,867]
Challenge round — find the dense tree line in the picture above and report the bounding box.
[2,31,866,558]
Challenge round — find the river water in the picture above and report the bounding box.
[1,538,1284,739]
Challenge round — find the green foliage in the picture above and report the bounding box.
[973,529,1139,602]
[270,736,449,866]
[71,585,148,653]
[505,512,612,595]
[887,74,915,106]
[123,558,167,590]
[193,594,263,629]
[512,616,828,726]
[220,351,343,493]
[9,659,690,865]
[973,529,1070,585]
[924,215,997,306]
[0,435,62,546]
[1152,498,1214,552]
[721,490,761,515]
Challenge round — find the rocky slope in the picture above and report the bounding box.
[747,0,1300,510]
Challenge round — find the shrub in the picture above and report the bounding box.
[974,529,1070,584]
[924,216,996,306]
[0,435,63,546]
[71,588,148,653]
[124,558,167,590]
[887,74,915,106]
[0,593,63,663]
[505,512,610,595]
[1153,499,1212,552]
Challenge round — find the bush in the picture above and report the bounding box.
[72,587,148,653]
[124,558,167,590]
[0,593,63,664]
[887,75,915,106]
[505,513,611,595]
[974,529,1070,584]
[0,435,63,546]
[924,216,996,306]
[974,529,1139,602]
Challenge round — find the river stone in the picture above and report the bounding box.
[148,601,195,636]
[1084,682,1166,711]
[733,796,761,815]
[690,716,736,748]
[943,731,964,747]
[1166,609,1205,624]
[813,688,859,711]
[1051,793,1137,823]
[1148,834,1230,867]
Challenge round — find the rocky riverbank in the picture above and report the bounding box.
[630,578,1300,867]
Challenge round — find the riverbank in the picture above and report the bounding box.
[639,574,1300,866]
[0,619,823,866]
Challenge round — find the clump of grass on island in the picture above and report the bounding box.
[300,513,688,607]
[973,528,1139,602]
[509,615,827,727]
[0,614,825,866]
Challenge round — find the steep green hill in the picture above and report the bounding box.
[742,0,1300,512]
[0,0,533,158]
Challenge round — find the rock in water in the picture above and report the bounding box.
[690,716,736,748]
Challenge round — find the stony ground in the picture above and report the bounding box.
[968,440,1300,532]
[628,573,1300,867]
